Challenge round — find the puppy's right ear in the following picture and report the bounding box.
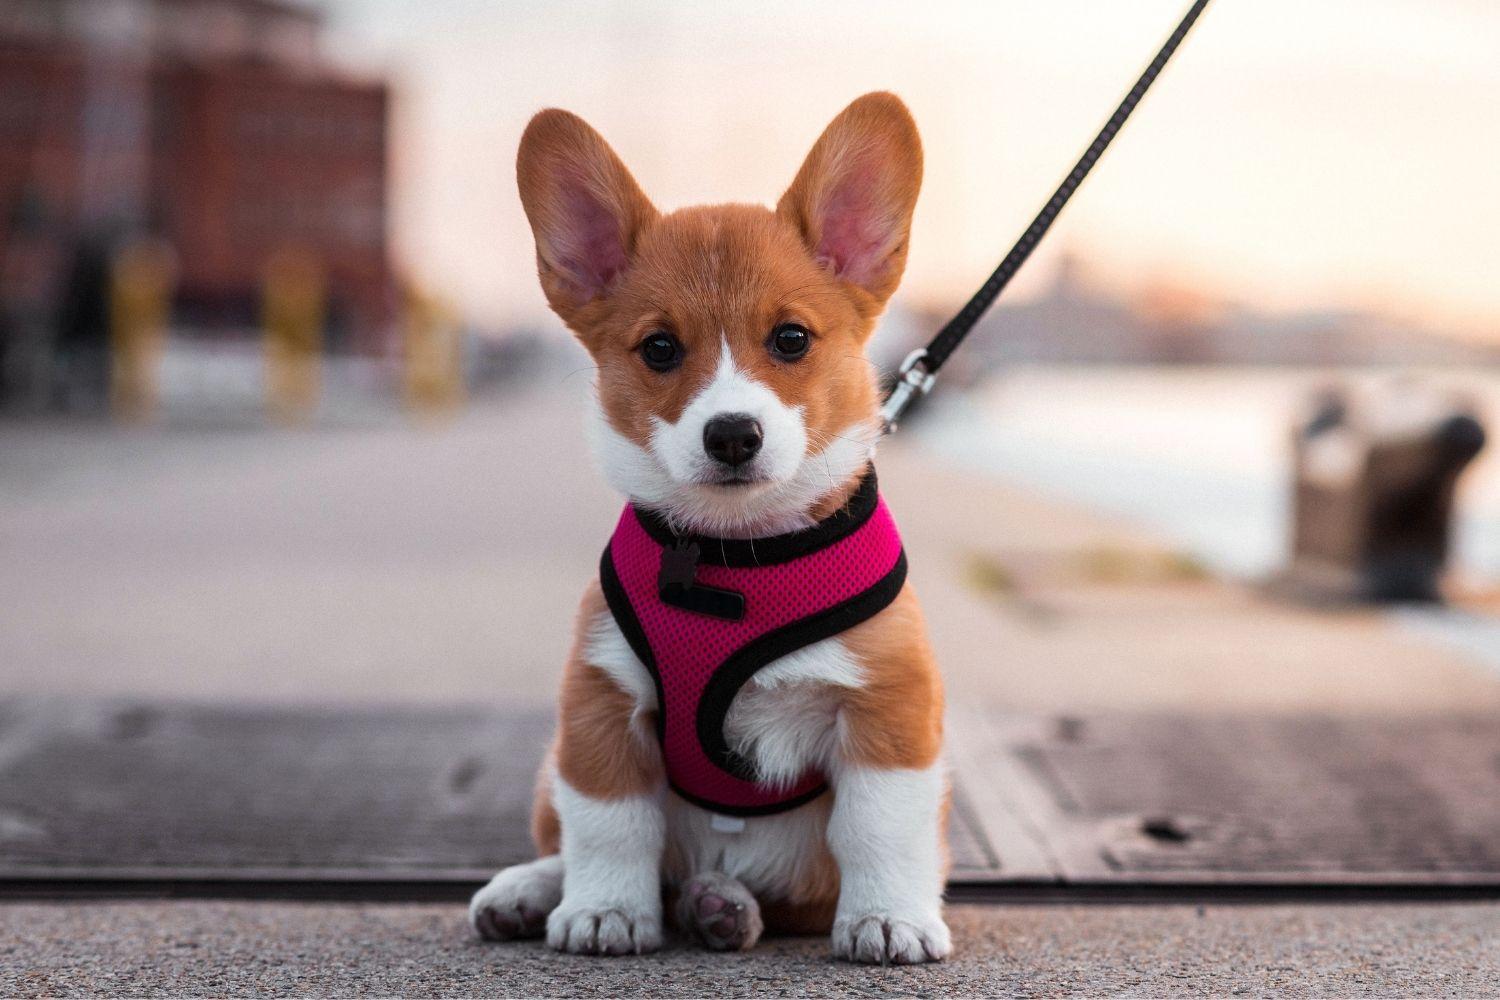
[516,109,657,326]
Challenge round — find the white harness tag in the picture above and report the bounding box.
[710,814,747,834]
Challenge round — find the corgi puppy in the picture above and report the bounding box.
[470,92,949,965]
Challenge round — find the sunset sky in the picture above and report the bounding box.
[322,0,1500,339]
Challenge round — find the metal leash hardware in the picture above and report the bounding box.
[879,348,936,434]
[879,0,1211,437]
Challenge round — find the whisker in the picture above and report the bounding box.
[560,364,602,384]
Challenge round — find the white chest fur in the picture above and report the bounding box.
[583,608,863,783]
[581,609,861,894]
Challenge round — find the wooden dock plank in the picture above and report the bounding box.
[955,710,1500,884]
[0,701,997,882]
[10,700,1499,890]
[0,702,545,878]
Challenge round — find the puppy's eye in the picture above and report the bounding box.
[768,323,810,361]
[639,331,683,372]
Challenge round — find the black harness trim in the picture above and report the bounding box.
[599,545,666,742]
[598,473,908,818]
[601,542,846,817]
[632,469,881,567]
[695,549,908,787]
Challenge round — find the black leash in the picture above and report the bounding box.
[880,0,1212,433]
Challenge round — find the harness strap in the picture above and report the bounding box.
[881,0,1212,433]
[601,470,907,816]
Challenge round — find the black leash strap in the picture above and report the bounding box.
[881,0,1212,433]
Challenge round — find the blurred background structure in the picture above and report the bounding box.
[1,0,1499,690]
[1,0,389,411]
[2,0,1500,724]
[4,1,1499,416]
[6,0,1500,938]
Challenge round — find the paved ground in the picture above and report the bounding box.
[878,447,1500,716]
[8,700,1500,886]
[0,382,616,707]
[4,380,1497,716]
[4,900,1498,997]
[8,384,1500,994]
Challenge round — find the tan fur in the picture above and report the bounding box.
[836,584,945,769]
[941,776,953,884]
[529,747,561,856]
[552,584,664,799]
[515,108,659,325]
[761,897,840,936]
[515,93,920,466]
[741,596,947,929]
[514,92,945,947]
[777,92,923,310]
[758,780,950,936]
[740,777,953,937]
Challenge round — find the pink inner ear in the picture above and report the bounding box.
[556,181,629,296]
[816,159,893,288]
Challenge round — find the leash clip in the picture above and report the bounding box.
[879,348,936,435]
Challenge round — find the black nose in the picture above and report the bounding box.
[703,414,763,467]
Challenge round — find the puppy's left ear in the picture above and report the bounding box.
[777,92,923,312]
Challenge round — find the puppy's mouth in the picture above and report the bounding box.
[696,468,773,489]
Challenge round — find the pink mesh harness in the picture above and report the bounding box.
[599,469,906,816]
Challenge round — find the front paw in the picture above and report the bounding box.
[546,900,663,956]
[831,911,951,965]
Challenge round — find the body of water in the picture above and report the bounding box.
[916,365,1500,585]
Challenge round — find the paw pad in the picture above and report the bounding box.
[677,872,763,952]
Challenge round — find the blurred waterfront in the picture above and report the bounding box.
[919,366,1500,584]
[10,368,1500,708]
[3,0,1500,706]
[13,4,1500,938]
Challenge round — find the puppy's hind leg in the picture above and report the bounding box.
[675,872,764,952]
[470,854,564,941]
[471,749,565,942]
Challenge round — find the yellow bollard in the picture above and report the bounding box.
[262,247,326,425]
[109,237,176,423]
[402,285,465,418]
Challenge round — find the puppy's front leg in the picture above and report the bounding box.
[827,762,951,964]
[826,599,951,964]
[549,777,664,955]
[546,616,667,956]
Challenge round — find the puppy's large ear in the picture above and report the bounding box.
[516,109,658,325]
[777,92,923,311]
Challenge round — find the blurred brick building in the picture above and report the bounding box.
[0,0,391,354]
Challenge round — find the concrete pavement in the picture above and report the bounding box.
[5,380,1498,715]
[9,384,1500,994]
[4,900,1498,997]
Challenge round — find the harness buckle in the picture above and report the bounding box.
[658,538,747,621]
[878,348,936,435]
